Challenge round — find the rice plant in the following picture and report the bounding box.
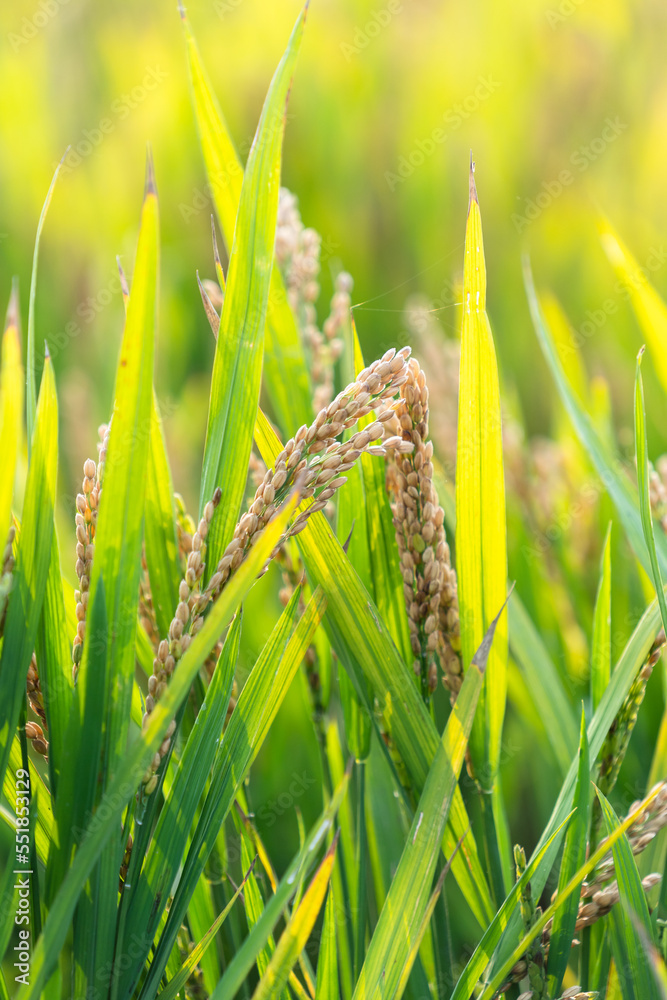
[2,7,667,1000]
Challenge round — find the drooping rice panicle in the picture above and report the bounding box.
[140,347,414,792]
[71,423,110,678]
[139,547,159,650]
[385,357,461,700]
[513,844,548,1000]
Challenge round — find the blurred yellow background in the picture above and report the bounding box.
[2,0,666,513]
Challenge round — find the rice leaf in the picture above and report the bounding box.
[591,523,613,712]
[250,838,337,1000]
[238,829,277,981]
[315,889,339,1000]
[117,614,242,969]
[352,605,500,1000]
[67,159,159,988]
[254,406,495,929]
[634,349,667,636]
[34,531,72,799]
[599,215,667,396]
[136,584,327,1000]
[0,285,23,539]
[181,7,313,438]
[145,393,181,636]
[546,707,590,997]
[156,866,254,1000]
[197,5,307,577]
[598,788,658,1000]
[26,156,65,448]
[524,254,667,579]
[0,355,57,788]
[456,164,508,791]
[211,768,350,1000]
[16,492,296,1000]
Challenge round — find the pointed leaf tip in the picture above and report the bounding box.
[468,154,478,209]
[177,0,186,19]
[144,147,157,197]
[43,339,50,360]
[637,344,646,363]
[471,583,514,673]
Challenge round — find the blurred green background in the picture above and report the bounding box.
[2,0,667,948]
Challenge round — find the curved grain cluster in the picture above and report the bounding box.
[385,357,461,699]
[140,346,415,793]
[71,423,110,678]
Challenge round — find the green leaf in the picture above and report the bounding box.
[352,607,497,1000]
[136,584,328,1000]
[315,889,339,1000]
[35,531,73,798]
[254,406,495,930]
[197,5,306,577]
[546,707,590,997]
[0,285,23,539]
[16,489,297,1000]
[181,6,313,439]
[0,355,57,787]
[591,523,613,713]
[26,156,65,448]
[145,392,181,636]
[211,768,350,1000]
[117,614,242,976]
[598,788,658,1000]
[456,166,508,792]
[156,865,255,1000]
[251,838,337,1000]
[69,161,159,988]
[635,349,667,636]
[524,254,667,580]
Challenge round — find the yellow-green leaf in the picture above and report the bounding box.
[456,165,508,791]
[251,837,338,1000]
